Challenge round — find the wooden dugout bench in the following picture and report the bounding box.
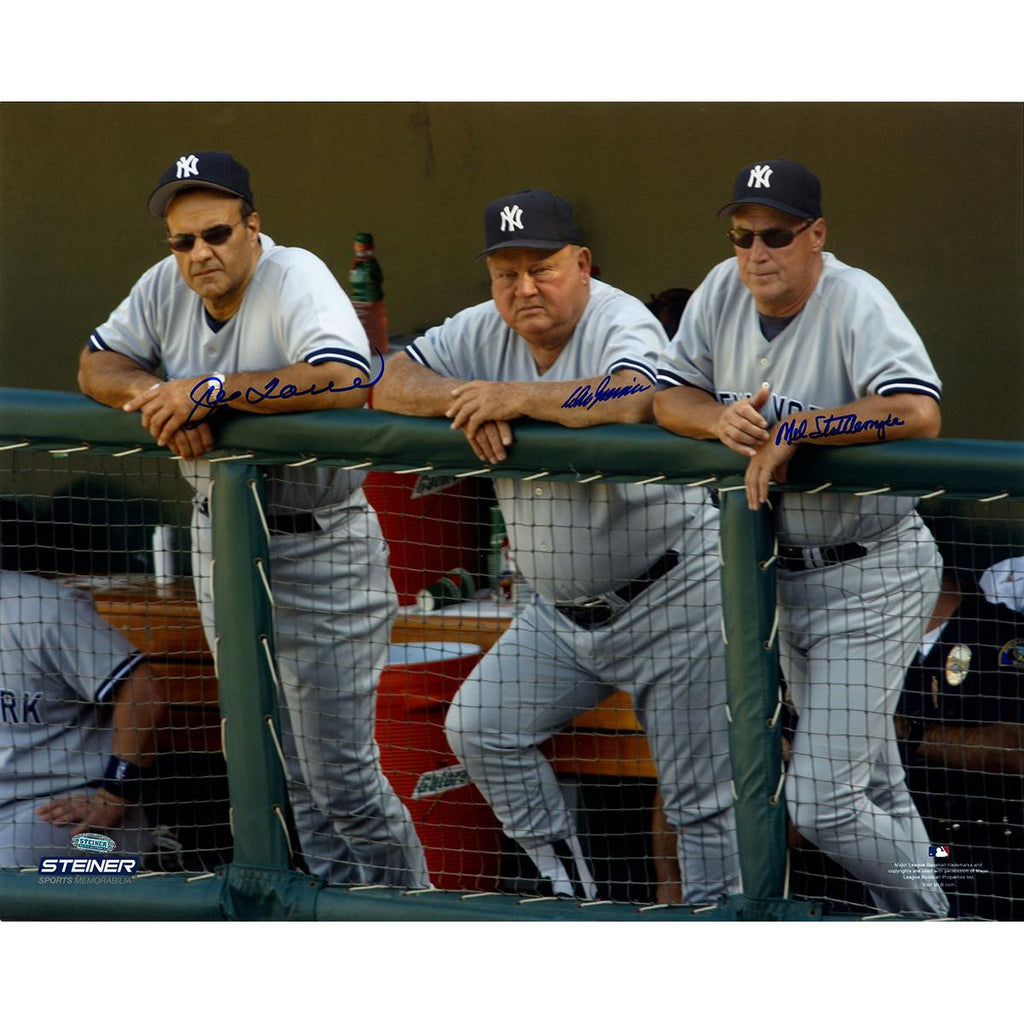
[75,574,656,779]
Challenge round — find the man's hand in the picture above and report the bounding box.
[35,789,128,836]
[745,435,796,510]
[446,380,523,437]
[122,377,220,449]
[462,420,515,463]
[715,382,771,456]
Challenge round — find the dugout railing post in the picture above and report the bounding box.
[208,461,321,919]
[717,482,796,918]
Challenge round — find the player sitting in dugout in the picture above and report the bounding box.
[0,568,166,868]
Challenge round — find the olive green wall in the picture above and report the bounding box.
[1,102,1021,438]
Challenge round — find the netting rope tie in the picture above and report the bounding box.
[633,474,666,485]
[854,485,891,497]
[254,558,275,608]
[0,440,31,451]
[211,627,220,679]
[219,716,227,760]
[768,686,783,729]
[286,456,319,468]
[715,484,745,493]
[768,771,786,806]
[919,488,946,500]
[638,903,672,913]
[394,465,434,474]
[185,872,217,883]
[724,703,733,724]
[759,534,779,571]
[455,467,493,478]
[517,895,565,905]
[339,460,373,470]
[459,891,504,900]
[521,470,550,481]
[111,446,144,458]
[577,473,604,484]
[207,451,255,463]
[271,803,295,859]
[763,606,780,651]
[247,478,272,546]
[804,481,832,494]
[730,780,739,801]
[260,636,284,692]
[579,900,615,908]
[686,476,717,488]
[347,884,392,891]
[979,492,1010,503]
[401,888,437,896]
[266,720,294,782]
[691,904,719,915]
[263,713,294,784]
[48,444,90,455]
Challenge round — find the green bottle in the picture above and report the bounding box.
[349,232,389,354]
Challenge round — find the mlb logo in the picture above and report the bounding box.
[929,845,950,858]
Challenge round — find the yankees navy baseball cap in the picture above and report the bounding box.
[717,159,823,220]
[478,188,584,258]
[147,151,255,217]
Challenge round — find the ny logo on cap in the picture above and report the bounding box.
[500,204,524,232]
[175,154,200,180]
[747,164,773,189]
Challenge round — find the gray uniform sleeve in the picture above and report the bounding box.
[265,248,372,376]
[655,264,728,393]
[405,302,499,379]
[88,261,172,371]
[835,269,942,402]
[35,586,143,704]
[582,286,665,383]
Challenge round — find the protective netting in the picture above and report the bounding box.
[784,497,1024,920]
[2,440,1021,920]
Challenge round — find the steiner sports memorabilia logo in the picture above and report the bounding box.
[411,764,471,800]
[71,832,117,854]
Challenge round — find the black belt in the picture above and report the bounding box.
[197,499,322,536]
[555,550,679,630]
[777,541,867,573]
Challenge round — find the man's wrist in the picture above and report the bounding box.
[99,756,144,803]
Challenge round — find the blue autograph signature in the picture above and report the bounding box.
[183,357,385,430]
[562,375,652,410]
[775,411,906,447]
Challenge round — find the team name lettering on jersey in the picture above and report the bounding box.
[717,391,817,421]
[0,690,44,724]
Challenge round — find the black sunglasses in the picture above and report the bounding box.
[727,219,815,250]
[167,217,247,253]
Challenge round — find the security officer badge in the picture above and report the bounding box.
[945,643,972,686]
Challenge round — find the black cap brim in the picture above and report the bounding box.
[147,181,247,218]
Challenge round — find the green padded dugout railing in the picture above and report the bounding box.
[1,388,1021,921]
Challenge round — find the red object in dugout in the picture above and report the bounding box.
[376,642,503,891]
[363,472,483,605]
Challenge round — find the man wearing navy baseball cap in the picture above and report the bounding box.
[374,187,739,904]
[77,150,429,889]
[655,159,948,917]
